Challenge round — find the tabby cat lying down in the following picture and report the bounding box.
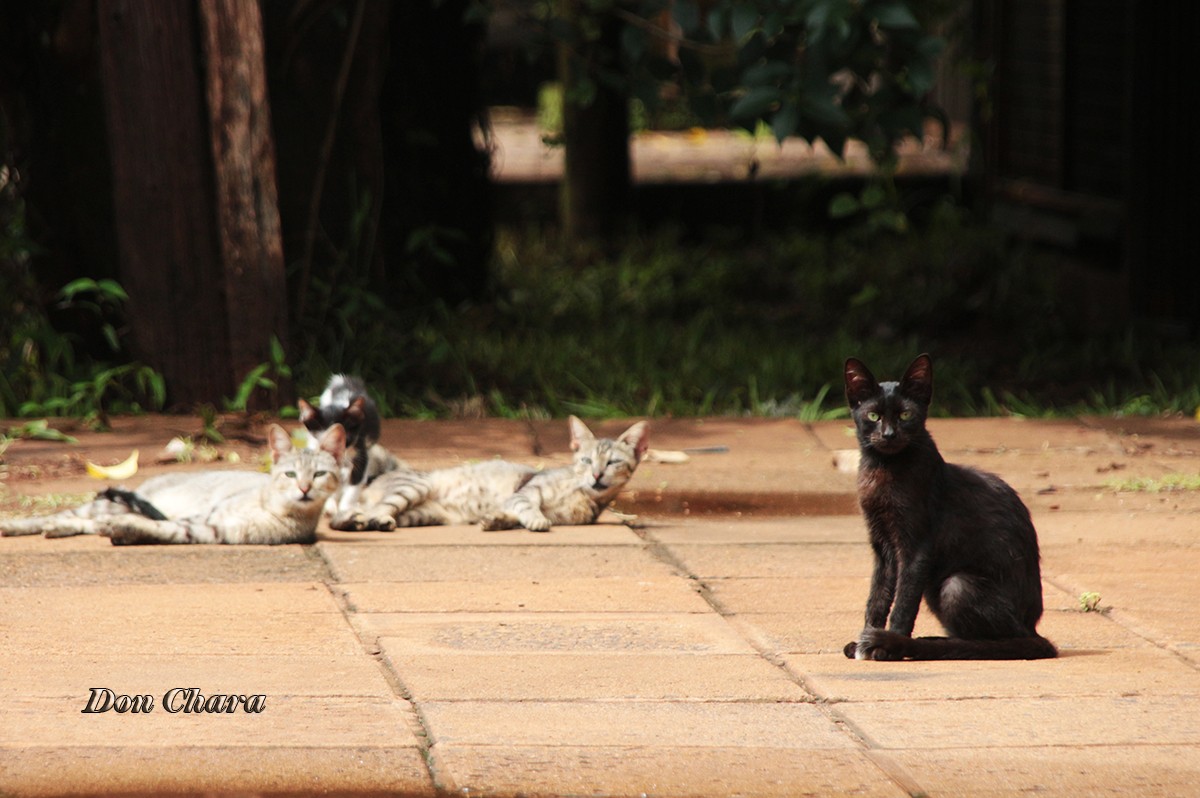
[0,424,345,545]
[334,416,649,532]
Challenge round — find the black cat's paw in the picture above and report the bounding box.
[849,628,904,661]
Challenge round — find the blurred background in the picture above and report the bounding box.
[0,0,1195,424]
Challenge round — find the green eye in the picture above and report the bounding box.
[899,410,914,421]
[314,470,328,478]
[284,471,297,478]
[866,411,881,422]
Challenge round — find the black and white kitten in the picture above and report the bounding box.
[298,374,395,521]
[842,353,1057,661]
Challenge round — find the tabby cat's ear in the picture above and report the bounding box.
[268,424,293,463]
[618,420,650,461]
[319,423,347,462]
[900,353,934,407]
[568,416,595,452]
[844,358,879,409]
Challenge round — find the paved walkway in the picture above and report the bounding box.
[1,415,1199,796]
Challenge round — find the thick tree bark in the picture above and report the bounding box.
[558,2,632,242]
[97,0,287,408]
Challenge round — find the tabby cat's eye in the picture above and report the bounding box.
[314,470,328,477]
[899,410,914,421]
[866,411,881,422]
[285,471,297,478]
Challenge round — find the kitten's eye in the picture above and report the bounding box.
[866,411,881,422]
[314,470,328,478]
[899,410,914,421]
[580,456,592,465]
[284,471,297,478]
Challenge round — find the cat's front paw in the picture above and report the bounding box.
[97,515,155,546]
[328,510,364,531]
[850,628,903,661]
[480,514,515,532]
[364,511,396,532]
[520,515,552,532]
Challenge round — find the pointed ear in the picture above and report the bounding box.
[844,358,879,409]
[900,353,934,406]
[618,420,650,461]
[568,415,594,451]
[297,399,318,425]
[343,396,367,425]
[268,424,293,463]
[319,423,347,462]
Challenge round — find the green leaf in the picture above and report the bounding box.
[731,5,759,42]
[771,101,800,143]
[58,278,99,300]
[95,279,129,302]
[729,86,781,121]
[871,1,920,30]
[860,183,887,209]
[829,192,861,218]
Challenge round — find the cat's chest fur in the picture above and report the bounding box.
[856,450,941,551]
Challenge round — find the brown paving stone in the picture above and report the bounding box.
[890,745,1200,798]
[839,695,1200,749]
[648,516,867,544]
[355,612,756,655]
[0,583,362,657]
[423,700,854,748]
[319,519,640,546]
[0,652,394,700]
[791,646,1200,703]
[5,695,421,748]
[319,542,680,583]
[339,575,711,613]
[383,651,808,701]
[0,544,325,587]
[664,541,871,580]
[1,745,434,796]
[434,745,909,798]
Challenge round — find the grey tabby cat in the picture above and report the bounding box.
[334,416,649,532]
[0,424,345,545]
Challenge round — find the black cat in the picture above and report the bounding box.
[842,354,1057,661]
[298,374,383,518]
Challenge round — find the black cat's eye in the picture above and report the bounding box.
[899,410,914,421]
[866,411,881,422]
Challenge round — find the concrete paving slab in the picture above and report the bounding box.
[664,541,871,579]
[0,583,363,657]
[2,745,434,797]
[839,694,1200,749]
[319,542,680,583]
[889,744,1200,798]
[4,695,421,748]
[1037,511,1200,545]
[338,575,711,613]
[433,745,909,798]
[422,700,853,748]
[647,516,867,544]
[383,651,809,701]
[319,519,641,546]
[0,544,325,587]
[792,646,1200,703]
[354,611,758,655]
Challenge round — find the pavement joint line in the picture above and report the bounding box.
[308,543,446,794]
[1044,574,1200,672]
[637,523,935,798]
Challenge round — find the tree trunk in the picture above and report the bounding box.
[97,0,287,409]
[558,2,632,242]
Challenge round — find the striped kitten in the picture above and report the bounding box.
[334,416,648,533]
[481,416,648,532]
[0,425,345,545]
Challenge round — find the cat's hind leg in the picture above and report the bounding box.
[97,514,219,545]
[485,491,551,532]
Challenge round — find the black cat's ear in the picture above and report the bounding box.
[900,353,934,406]
[343,396,367,426]
[298,399,319,427]
[844,358,879,409]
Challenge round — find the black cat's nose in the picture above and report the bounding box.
[881,425,896,439]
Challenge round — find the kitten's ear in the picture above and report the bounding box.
[900,353,934,406]
[319,423,348,462]
[297,399,318,425]
[844,358,879,409]
[568,415,595,451]
[618,420,650,461]
[343,396,367,425]
[267,424,293,463]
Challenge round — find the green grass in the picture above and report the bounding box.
[292,207,1200,420]
[1106,474,1200,494]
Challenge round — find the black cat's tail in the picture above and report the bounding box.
[99,488,168,521]
[848,630,1057,661]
